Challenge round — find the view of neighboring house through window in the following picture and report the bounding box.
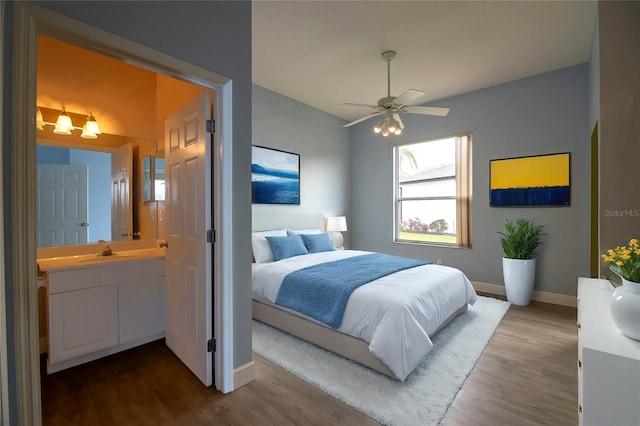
[394,133,472,247]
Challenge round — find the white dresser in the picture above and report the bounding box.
[577,277,640,426]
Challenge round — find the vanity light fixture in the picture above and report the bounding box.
[37,106,102,139]
[36,107,46,131]
[53,108,73,135]
[81,113,101,139]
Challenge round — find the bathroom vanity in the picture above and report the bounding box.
[39,247,165,373]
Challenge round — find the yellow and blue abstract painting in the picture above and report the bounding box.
[490,152,570,206]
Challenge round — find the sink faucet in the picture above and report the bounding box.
[98,240,113,256]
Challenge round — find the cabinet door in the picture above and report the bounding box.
[118,277,165,344]
[49,285,118,363]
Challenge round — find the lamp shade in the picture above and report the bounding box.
[326,216,347,232]
[53,111,73,135]
[36,108,45,131]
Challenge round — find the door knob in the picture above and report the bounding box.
[121,232,129,237]
[80,222,89,227]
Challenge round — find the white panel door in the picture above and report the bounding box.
[165,93,213,386]
[111,143,133,241]
[37,164,88,247]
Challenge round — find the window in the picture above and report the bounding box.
[394,133,472,247]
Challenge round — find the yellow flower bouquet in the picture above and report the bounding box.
[602,238,640,283]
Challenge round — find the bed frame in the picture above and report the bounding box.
[251,213,469,379]
[253,298,467,378]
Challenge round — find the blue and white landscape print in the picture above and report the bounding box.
[251,145,300,204]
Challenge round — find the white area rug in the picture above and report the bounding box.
[252,296,510,426]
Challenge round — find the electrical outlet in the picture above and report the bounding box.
[436,259,443,265]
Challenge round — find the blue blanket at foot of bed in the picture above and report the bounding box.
[275,253,428,328]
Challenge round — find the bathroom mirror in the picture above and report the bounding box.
[141,153,165,202]
[36,133,159,247]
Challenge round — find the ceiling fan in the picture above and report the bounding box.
[341,51,450,136]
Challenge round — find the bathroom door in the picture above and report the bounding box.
[164,93,213,387]
[111,143,133,241]
[36,164,88,246]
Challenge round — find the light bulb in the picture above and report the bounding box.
[36,108,45,131]
[394,128,402,135]
[374,126,382,134]
[53,111,73,135]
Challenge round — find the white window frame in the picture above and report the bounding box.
[393,133,472,247]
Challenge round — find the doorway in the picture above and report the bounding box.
[11,4,235,423]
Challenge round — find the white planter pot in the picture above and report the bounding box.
[502,257,536,306]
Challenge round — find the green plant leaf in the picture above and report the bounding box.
[498,218,546,259]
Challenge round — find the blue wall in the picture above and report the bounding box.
[36,145,70,164]
[252,85,352,246]
[351,64,591,297]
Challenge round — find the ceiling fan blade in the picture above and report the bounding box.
[394,89,428,106]
[342,112,383,128]
[402,106,450,117]
[339,102,378,109]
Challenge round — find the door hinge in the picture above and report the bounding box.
[207,338,216,353]
[206,119,215,133]
[206,229,215,243]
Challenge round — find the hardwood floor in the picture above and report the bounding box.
[41,299,577,425]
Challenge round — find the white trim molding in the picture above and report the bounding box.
[233,361,255,390]
[471,281,577,308]
[12,4,237,422]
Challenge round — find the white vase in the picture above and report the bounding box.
[502,257,536,306]
[610,278,640,341]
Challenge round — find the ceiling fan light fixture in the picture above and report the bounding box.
[341,50,449,135]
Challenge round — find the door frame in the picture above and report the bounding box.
[10,4,235,423]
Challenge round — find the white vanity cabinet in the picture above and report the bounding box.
[48,284,118,364]
[577,277,640,426]
[47,257,165,373]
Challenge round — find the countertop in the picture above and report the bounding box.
[38,248,165,272]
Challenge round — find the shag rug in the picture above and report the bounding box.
[252,296,510,426]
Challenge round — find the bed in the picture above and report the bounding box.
[251,214,478,381]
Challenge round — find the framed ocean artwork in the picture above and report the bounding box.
[251,145,300,204]
[490,152,571,207]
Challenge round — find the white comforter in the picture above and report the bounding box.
[252,250,478,381]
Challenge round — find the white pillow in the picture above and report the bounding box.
[252,229,287,263]
[286,228,323,236]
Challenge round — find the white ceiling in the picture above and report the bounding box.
[252,1,597,123]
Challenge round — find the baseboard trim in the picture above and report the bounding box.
[233,360,255,389]
[471,281,577,308]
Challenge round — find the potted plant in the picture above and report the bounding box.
[602,238,640,341]
[498,218,546,306]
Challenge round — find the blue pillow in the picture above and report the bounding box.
[301,233,336,253]
[265,235,309,261]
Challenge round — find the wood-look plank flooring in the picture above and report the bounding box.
[41,298,577,425]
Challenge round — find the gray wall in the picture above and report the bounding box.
[252,85,352,246]
[351,64,591,297]
[2,2,253,410]
[598,1,640,276]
